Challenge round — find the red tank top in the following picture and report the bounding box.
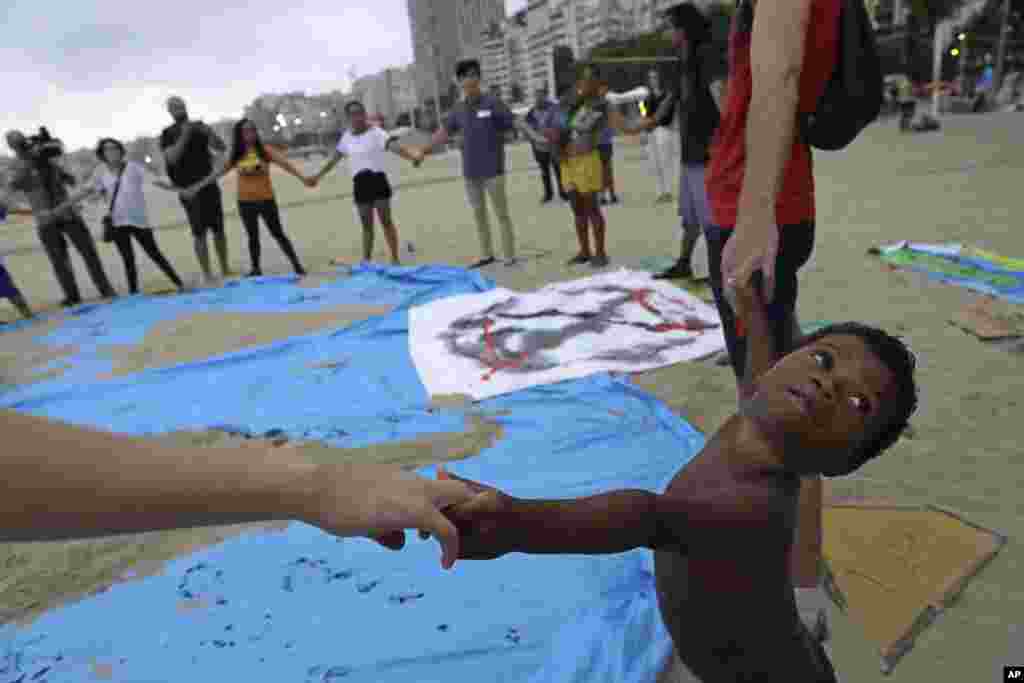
[706,0,840,228]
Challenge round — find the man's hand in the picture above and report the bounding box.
[180,186,199,202]
[419,468,518,561]
[303,176,318,188]
[726,268,763,320]
[302,463,476,570]
[721,214,780,303]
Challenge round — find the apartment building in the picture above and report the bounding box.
[407,0,505,110]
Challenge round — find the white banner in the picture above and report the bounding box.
[409,269,725,400]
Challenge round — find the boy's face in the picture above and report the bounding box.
[743,334,896,473]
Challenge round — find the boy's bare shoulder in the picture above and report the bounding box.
[661,435,798,543]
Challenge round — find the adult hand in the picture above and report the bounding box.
[303,176,318,188]
[302,462,476,569]
[180,187,199,202]
[721,211,780,304]
[726,268,763,320]
[418,469,518,561]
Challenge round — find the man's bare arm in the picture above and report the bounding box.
[735,0,812,222]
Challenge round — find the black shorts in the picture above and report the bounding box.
[597,144,613,164]
[353,170,392,206]
[179,183,225,237]
[0,262,20,300]
[705,222,816,380]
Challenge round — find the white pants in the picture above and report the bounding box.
[648,126,677,197]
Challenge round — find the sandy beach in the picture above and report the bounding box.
[1,112,1022,681]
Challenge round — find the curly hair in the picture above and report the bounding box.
[798,322,919,476]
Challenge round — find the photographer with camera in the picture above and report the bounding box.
[2,129,116,307]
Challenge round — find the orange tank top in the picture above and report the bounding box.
[234,146,280,202]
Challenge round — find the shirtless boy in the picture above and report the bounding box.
[435,276,917,681]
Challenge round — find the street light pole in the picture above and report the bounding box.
[994,0,1012,96]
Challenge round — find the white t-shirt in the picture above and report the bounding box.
[93,161,149,229]
[336,127,393,177]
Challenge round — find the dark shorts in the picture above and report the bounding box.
[0,262,20,300]
[705,222,816,379]
[597,143,613,164]
[179,183,225,237]
[353,170,392,206]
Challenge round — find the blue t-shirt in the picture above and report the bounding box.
[444,95,516,180]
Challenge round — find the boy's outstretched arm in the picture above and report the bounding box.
[438,470,685,558]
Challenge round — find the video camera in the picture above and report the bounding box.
[24,127,76,188]
[24,127,65,161]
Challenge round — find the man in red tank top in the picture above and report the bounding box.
[702,0,841,669]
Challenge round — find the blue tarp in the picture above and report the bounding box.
[0,266,704,683]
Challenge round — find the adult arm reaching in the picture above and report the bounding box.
[265,146,317,187]
[385,137,424,167]
[0,410,475,569]
[721,0,812,303]
[181,157,234,200]
[309,149,346,185]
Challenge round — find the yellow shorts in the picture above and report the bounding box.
[560,151,604,196]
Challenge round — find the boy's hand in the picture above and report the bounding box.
[419,468,518,560]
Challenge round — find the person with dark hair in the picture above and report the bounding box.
[430,276,918,682]
[1,130,117,307]
[44,138,184,295]
[524,87,568,203]
[159,96,232,284]
[413,58,520,269]
[310,101,422,265]
[548,63,614,267]
[638,3,721,282]
[182,119,307,278]
[700,0,844,664]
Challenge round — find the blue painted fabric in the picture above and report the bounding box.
[0,266,704,683]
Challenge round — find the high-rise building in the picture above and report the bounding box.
[406,0,506,112]
[480,11,530,102]
[520,0,641,96]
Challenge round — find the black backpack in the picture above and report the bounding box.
[740,0,883,151]
[802,0,884,150]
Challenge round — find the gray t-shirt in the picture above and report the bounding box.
[445,95,516,180]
